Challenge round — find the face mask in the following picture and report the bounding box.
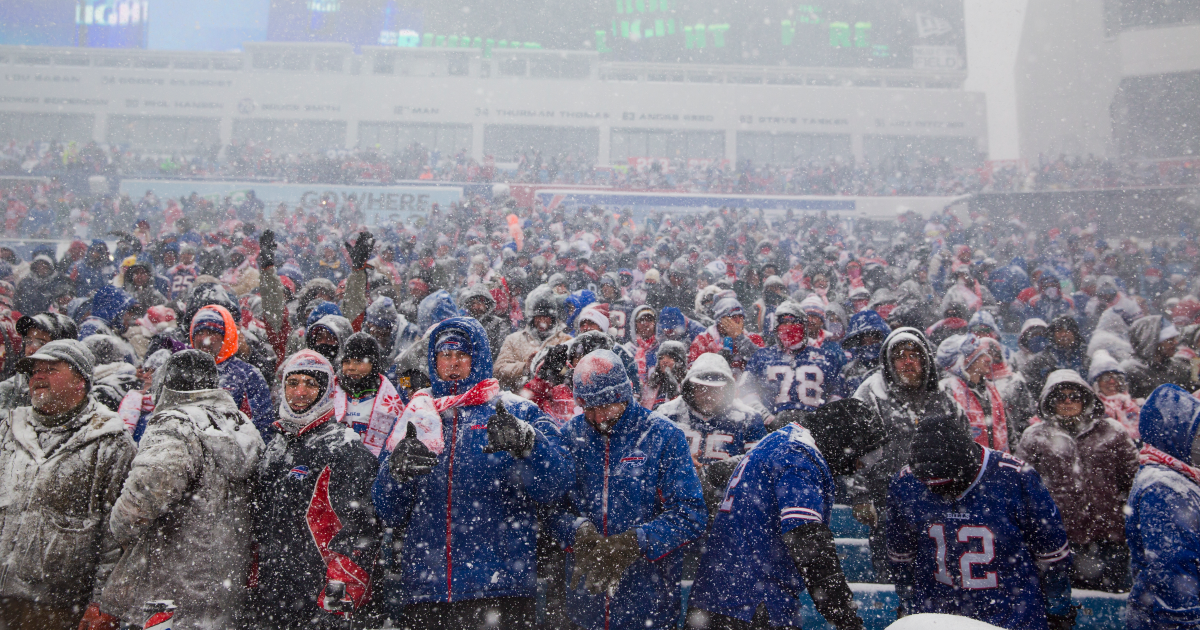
[1044,287,1060,300]
[1026,336,1049,354]
[312,344,339,364]
[777,323,807,350]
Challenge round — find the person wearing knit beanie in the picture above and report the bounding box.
[908,412,982,499]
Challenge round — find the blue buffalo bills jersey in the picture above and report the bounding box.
[885,449,1071,630]
[689,423,836,626]
[747,344,846,415]
[655,397,767,466]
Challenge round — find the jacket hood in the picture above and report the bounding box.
[845,310,891,345]
[1037,369,1103,420]
[190,305,240,364]
[564,290,597,330]
[458,283,496,312]
[525,286,558,322]
[428,316,493,397]
[304,314,353,362]
[91,284,135,327]
[156,387,239,417]
[1048,314,1082,348]
[1140,384,1200,460]
[277,349,337,433]
[936,333,989,382]
[881,327,939,392]
[1129,315,1165,361]
[418,289,460,333]
[1087,349,1124,384]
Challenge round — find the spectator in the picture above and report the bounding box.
[3,340,134,629]
[1016,369,1138,591]
[96,350,265,628]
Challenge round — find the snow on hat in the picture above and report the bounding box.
[576,306,610,333]
[644,269,661,283]
[142,348,172,372]
[306,300,343,328]
[573,349,633,408]
[910,410,981,487]
[936,333,989,381]
[190,307,227,336]
[137,305,177,333]
[1087,349,1125,384]
[365,297,398,330]
[712,297,745,322]
[18,339,96,391]
[686,352,734,386]
[1159,323,1180,343]
[798,294,826,318]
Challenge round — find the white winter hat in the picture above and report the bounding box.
[576,306,610,333]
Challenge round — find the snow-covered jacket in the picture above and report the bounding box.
[552,402,708,630]
[1087,306,1135,364]
[0,399,135,611]
[99,387,265,628]
[373,317,573,605]
[850,328,968,507]
[1124,315,1189,399]
[0,372,28,410]
[1088,349,1142,438]
[1015,370,1138,545]
[1126,384,1200,630]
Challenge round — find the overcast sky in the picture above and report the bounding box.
[964,0,1027,161]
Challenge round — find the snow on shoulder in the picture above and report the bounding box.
[886,613,1006,630]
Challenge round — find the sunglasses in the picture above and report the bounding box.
[1053,391,1085,403]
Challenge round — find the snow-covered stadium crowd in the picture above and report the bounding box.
[1,178,1200,630]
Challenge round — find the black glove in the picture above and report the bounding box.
[481,401,535,458]
[698,455,743,513]
[570,524,642,595]
[345,230,375,270]
[387,423,438,483]
[537,344,571,385]
[1047,606,1078,630]
[257,229,277,269]
[782,523,864,630]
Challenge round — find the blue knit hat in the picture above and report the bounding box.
[306,301,343,328]
[573,349,632,408]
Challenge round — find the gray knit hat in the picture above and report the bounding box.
[17,339,96,391]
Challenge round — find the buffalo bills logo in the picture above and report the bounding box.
[288,466,310,480]
[619,451,648,472]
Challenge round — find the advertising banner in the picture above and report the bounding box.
[120,179,462,227]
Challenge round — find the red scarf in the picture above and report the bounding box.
[1140,443,1200,488]
[945,377,1009,452]
[635,336,656,382]
[426,378,500,412]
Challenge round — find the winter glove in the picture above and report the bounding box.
[482,400,536,458]
[387,423,438,483]
[782,523,864,630]
[257,229,277,269]
[588,529,643,595]
[698,455,743,512]
[852,502,878,528]
[570,521,604,592]
[345,230,375,270]
[1047,606,1078,630]
[78,603,121,630]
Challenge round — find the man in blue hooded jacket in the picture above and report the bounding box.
[552,349,707,630]
[78,284,136,339]
[840,310,891,394]
[1126,384,1200,630]
[373,316,572,629]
